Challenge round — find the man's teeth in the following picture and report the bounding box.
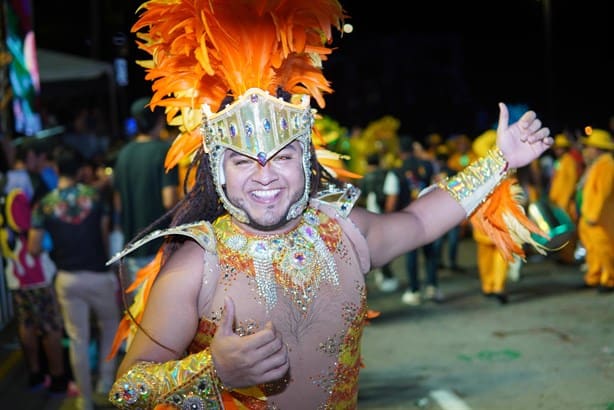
[253,189,280,199]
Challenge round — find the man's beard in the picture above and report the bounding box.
[226,190,303,231]
[247,215,291,232]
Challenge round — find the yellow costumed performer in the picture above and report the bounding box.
[469,129,547,303]
[577,129,614,292]
[548,133,580,264]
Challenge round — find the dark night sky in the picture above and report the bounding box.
[32,0,613,139]
[327,1,613,137]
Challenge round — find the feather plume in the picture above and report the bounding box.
[470,178,549,262]
[107,250,163,359]
[130,0,346,171]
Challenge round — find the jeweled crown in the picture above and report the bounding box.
[202,88,315,164]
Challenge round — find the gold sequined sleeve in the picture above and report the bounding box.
[108,348,224,409]
[436,147,510,216]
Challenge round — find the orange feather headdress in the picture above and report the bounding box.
[130,0,347,172]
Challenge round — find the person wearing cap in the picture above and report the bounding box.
[548,133,581,265]
[577,129,614,292]
[103,1,552,408]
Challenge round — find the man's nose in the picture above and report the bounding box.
[253,162,278,184]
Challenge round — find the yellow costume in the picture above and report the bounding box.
[473,221,508,295]
[548,134,580,264]
[577,129,614,290]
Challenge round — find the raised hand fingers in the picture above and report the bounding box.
[527,117,543,135]
[527,127,552,145]
[518,109,537,129]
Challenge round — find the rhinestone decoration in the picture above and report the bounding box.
[257,152,267,166]
[263,118,271,133]
[245,121,254,138]
[181,396,205,410]
[216,208,340,312]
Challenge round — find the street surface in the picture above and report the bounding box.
[358,238,614,410]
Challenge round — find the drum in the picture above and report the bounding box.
[527,199,575,250]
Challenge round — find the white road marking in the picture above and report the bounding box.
[430,389,472,410]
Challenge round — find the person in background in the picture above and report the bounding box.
[387,138,441,306]
[112,98,179,291]
[548,133,581,265]
[1,139,67,393]
[446,134,478,173]
[359,153,399,292]
[28,146,120,410]
[432,143,465,273]
[104,1,552,408]
[470,130,524,304]
[576,129,614,293]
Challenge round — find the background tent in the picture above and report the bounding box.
[36,48,119,137]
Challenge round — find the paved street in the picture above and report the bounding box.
[358,238,614,410]
[1,237,612,410]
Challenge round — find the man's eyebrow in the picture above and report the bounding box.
[278,143,299,153]
[227,150,248,159]
[226,142,300,160]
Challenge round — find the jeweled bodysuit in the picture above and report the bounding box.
[110,197,371,409]
[191,202,370,409]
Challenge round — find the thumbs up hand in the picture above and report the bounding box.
[210,296,289,389]
[496,102,552,169]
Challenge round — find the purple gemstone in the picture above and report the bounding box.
[257,152,267,166]
[294,253,306,264]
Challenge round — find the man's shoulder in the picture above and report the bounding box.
[107,220,215,265]
[313,183,361,218]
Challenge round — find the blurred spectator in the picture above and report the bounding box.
[360,153,399,292]
[386,138,442,305]
[432,144,465,272]
[112,97,179,293]
[1,139,67,393]
[29,146,120,410]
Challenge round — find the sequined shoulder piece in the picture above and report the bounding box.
[313,183,361,218]
[106,221,216,266]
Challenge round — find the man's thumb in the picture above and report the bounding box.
[496,102,509,135]
[218,296,236,335]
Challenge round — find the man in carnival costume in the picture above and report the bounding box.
[106,1,553,408]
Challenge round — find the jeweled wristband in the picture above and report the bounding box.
[108,348,224,409]
[437,146,510,216]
